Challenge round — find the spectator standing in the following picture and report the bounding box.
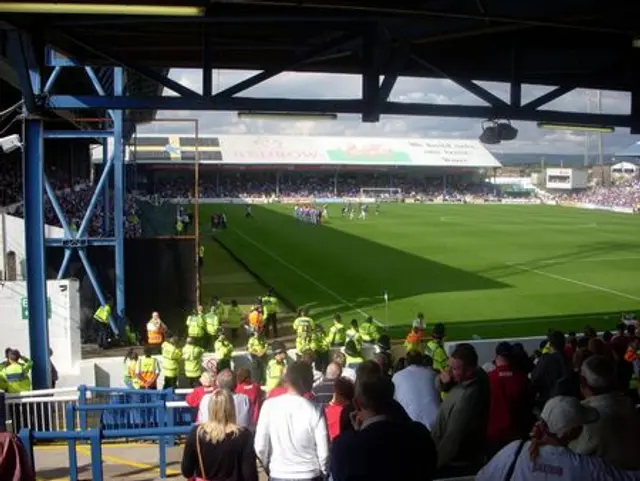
[324,377,354,441]
[186,372,215,423]
[254,361,329,481]
[531,330,571,410]
[330,372,437,481]
[181,389,258,481]
[486,342,533,456]
[391,351,440,431]
[234,368,263,428]
[569,355,640,470]
[476,396,638,481]
[135,348,160,390]
[432,343,490,478]
[312,362,342,405]
[200,370,252,429]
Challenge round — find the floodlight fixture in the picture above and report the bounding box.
[537,121,614,133]
[237,111,337,121]
[479,121,501,145]
[633,38,640,49]
[0,2,205,16]
[496,120,518,141]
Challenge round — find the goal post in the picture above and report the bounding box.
[359,187,404,201]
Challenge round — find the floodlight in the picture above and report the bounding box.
[496,121,518,141]
[537,121,614,133]
[237,111,337,121]
[479,121,501,145]
[0,2,205,16]
[0,134,22,154]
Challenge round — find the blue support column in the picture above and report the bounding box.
[113,67,126,332]
[23,116,52,390]
[102,143,110,235]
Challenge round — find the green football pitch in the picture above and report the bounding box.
[198,204,640,341]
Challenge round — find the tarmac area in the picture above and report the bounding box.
[34,442,269,481]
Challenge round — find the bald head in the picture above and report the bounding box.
[216,369,236,391]
[325,362,342,380]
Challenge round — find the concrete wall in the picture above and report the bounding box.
[0,279,82,374]
[0,213,65,281]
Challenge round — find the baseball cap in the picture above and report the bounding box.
[540,396,599,437]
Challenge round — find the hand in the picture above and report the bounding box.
[439,369,452,384]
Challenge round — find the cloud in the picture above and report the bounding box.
[139,69,638,155]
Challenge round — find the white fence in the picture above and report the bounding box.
[4,387,80,433]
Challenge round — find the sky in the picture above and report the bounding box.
[140,68,640,156]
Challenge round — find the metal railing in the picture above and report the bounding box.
[4,387,79,433]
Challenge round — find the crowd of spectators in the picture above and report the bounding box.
[558,180,640,209]
[178,321,640,481]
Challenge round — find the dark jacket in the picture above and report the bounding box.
[331,417,437,481]
[531,351,571,407]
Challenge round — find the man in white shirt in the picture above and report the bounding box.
[392,350,440,431]
[476,396,640,481]
[255,361,329,481]
[198,369,252,429]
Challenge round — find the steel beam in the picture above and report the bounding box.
[361,27,381,122]
[7,30,40,112]
[43,66,61,94]
[202,27,213,97]
[47,94,633,127]
[46,238,116,247]
[102,143,110,235]
[44,130,113,139]
[210,32,362,100]
[378,41,410,103]
[410,53,509,108]
[23,116,51,390]
[112,67,126,335]
[522,85,575,110]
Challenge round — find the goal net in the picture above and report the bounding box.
[359,187,404,202]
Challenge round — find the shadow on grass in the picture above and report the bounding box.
[205,204,511,322]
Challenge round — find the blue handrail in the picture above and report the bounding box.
[20,425,193,481]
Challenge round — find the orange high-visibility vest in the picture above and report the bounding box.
[136,357,159,385]
[147,320,164,345]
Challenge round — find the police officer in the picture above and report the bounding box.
[182,337,204,388]
[266,341,287,392]
[425,322,448,373]
[186,306,206,348]
[346,319,363,352]
[2,350,33,393]
[359,316,380,344]
[261,288,280,338]
[247,327,268,385]
[327,313,346,347]
[93,299,112,349]
[214,329,234,372]
[313,324,330,374]
[293,308,315,351]
[161,336,182,389]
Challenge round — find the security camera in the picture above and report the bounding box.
[0,134,22,154]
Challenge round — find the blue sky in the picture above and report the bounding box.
[140,69,639,155]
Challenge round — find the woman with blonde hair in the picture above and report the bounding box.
[181,389,258,481]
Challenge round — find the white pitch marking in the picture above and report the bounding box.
[539,256,640,265]
[230,228,385,326]
[506,262,640,302]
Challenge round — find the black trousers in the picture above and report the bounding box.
[163,376,178,390]
[250,355,266,385]
[315,350,329,374]
[264,313,278,338]
[187,377,201,388]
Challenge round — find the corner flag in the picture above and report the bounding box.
[383,289,388,304]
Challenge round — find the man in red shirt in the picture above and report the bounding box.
[324,377,354,441]
[185,372,215,423]
[486,342,533,457]
[234,367,263,426]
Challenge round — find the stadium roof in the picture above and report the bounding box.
[91,134,502,168]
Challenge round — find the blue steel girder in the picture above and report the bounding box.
[6,30,43,112]
[46,95,633,128]
[361,25,383,123]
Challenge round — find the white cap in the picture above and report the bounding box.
[540,396,599,437]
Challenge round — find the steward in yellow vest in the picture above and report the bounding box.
[344,341,364,369]
[327,314,346,347]
[247,329,268,385]
[313,324,330,373]
[136,348,160,390]
[2,350,33,393]
[161,336,182,389]
[359,316,380,343]
[226,300,244,342]
[265,341,287,392]
[93,302,112,349]
[123,349,140,389]
[346,319,363,352]
[214,330,234,372]
[296,323,314,357]
[204,304,220,341]
[186,306,205,347]
[182,337,204,388]
[198,244,205,269]
[261,288,280,338]
[424,322,448,373]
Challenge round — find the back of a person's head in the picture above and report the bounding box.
[374,351,391,374]
[284,360,314,395]
[549,330,566,352]
[355,375,394,415]
[325,362,342,380]
[216,369,237,391]
[235,367,251,385]
[581,354,617,394]
[572,348,593,372]
[332,351,346,367]
[355,360,382,381]
[333,376,355,403]
[587,337,606,357]
[451,343,478,369]
[200,389,239,443]
[300,350,316,366]
[405,350,424,367]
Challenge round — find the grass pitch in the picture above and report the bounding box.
[199,204,640,341]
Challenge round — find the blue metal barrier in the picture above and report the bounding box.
[20,425,192,481]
